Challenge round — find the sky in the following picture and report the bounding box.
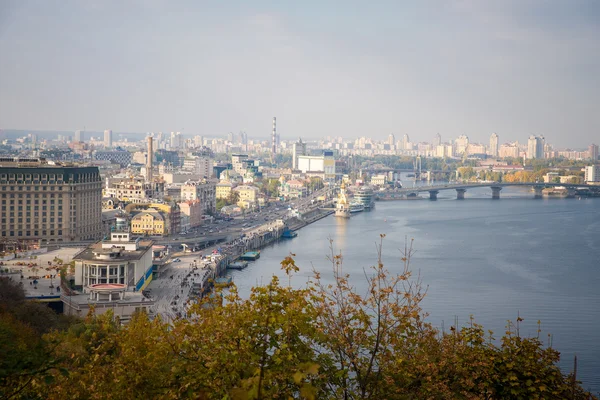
[0,0,599,148]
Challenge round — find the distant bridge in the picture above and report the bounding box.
[379,182,599,200]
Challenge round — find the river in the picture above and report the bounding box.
[227,186,600,391]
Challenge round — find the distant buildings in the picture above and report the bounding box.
[0,158,102,248]
[588,144,599,161]
[527,136,545,159]
[489,133,499,158]
[292,138,307,170]
[104,129,113,148]
[93,149,132,167]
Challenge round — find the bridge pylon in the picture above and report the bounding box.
[491,186,502,200]
[455,188,466,200]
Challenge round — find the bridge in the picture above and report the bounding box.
[380,182,600,200]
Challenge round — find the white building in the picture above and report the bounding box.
[584,165,600,183]
[297,151,335,181]
[66,231,155,323]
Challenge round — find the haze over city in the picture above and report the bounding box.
[1,0,599,147]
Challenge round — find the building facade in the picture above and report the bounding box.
[93,150,132,167]
[0,158,102,247]
[527,136,545,159]
[180,180,216,214]
[489,133,499,158]
[131,211,165,236]
[584,165,600,183]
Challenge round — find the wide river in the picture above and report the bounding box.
[227,186,600,391]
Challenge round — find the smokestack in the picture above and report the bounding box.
[271,117,277,156]
[146,136,153,182]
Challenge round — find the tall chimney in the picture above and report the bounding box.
[271,117,277,156]
[146,136,153,183]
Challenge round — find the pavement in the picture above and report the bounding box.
[1,247,84,298]
[144,253,215,322]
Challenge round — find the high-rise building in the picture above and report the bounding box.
[271,117,277,156]
[584,165,600,182]
[387,134,396,146]
[292,138,307,170]
[74,130,84,143]
[402,134,410,150]
[588,144,599,161]
[455,135,469,155]
[489,133,499,157]
[433,133,442,147]
[0,158,103,248]
[527,136,545,159]
[104,129,113,148]
[146,136,153,183]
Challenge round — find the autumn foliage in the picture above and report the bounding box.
[1,239,597,399]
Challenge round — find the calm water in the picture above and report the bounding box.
[229,187,600,391]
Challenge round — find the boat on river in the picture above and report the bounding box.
[349,202,365,213]
[354,186,375,209]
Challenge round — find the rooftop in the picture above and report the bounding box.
[74,239,153,263]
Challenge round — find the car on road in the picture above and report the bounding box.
[173,258,181,262]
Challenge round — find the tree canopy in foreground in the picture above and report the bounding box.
[0,239,597,399]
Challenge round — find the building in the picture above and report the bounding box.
[232,185,259,207]
[297,151,336,181]
[183,156,213,178]
[131,210,165,236]
[527,136,545,159]
[0,158,102,247]
[280,179,306,199]
[93,150,132,167]
[589,144,599,161]
[292,138,307,170]
[66,230,155,323]
[433,133,442,147]
[74,130,84,143]
[216,182,233,199]
[455,135,469,155]
[231,154,249,175]
[178,200,202,229]
[180,180,216,214]
[104,177,163,204]
[499,143,520,158]
[370,175,387,186]
[104,129,113,148]
[489,133,499,158]
[584,165,600,183]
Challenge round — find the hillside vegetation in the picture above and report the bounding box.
[1,239,596,399]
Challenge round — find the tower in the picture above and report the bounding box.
[489,133,499,158]
[271,117,277,156]
[146,136,153,183]
[104,129,113,147]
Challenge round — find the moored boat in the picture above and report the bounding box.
[354,187,375,209]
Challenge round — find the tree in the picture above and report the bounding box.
[1,242,596,400]
[228,190,240,205]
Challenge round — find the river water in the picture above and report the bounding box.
[227,186,600,391]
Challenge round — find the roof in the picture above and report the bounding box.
[73,240,153,263]
[132,211,164,221]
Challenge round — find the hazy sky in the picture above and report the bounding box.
[0,0,599,147]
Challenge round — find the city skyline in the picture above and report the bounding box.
[1,1,599,148]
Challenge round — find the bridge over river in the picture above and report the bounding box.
[380,182,600,200]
